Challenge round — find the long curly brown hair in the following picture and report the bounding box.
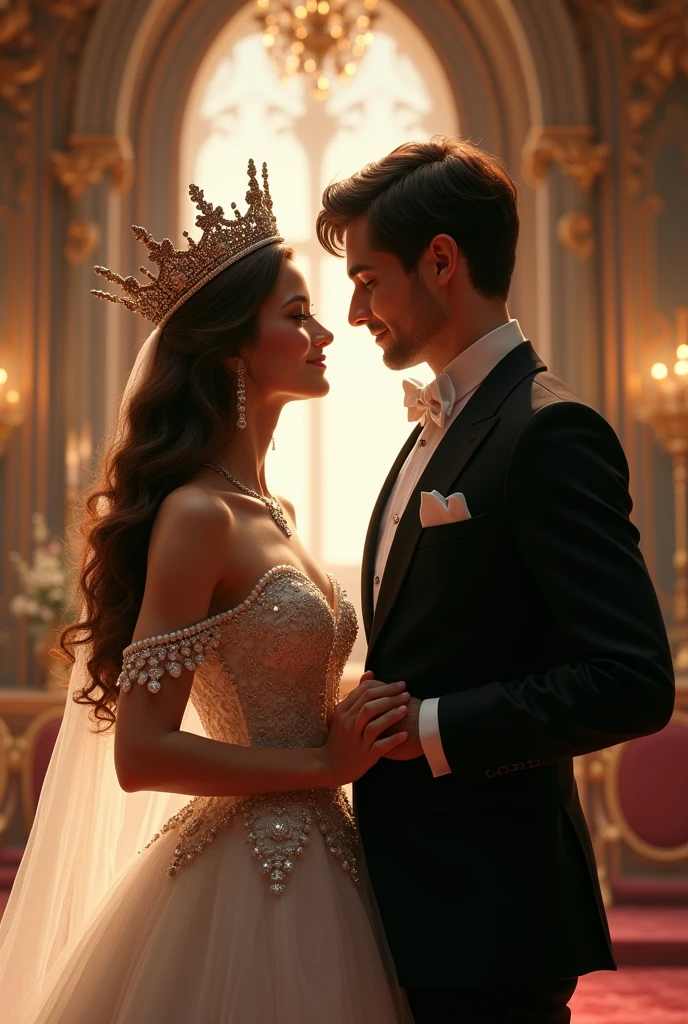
[61,242,293,731]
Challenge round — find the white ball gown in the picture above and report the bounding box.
[10,565,409,1023]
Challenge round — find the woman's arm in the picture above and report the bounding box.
[114,486,408,795]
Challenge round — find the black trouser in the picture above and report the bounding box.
[405,977,578,1024]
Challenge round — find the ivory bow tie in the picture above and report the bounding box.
[402,373,457,428]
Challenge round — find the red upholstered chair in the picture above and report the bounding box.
[589,710,688,906]
[21,708,63,833]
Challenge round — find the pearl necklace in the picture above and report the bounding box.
[203,463,293,538]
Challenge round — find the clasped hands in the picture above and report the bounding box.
[322,670,423,786]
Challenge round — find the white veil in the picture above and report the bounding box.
[0,328,208,1021]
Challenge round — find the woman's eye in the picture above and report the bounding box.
[292,312,315,321]
[362,279,374,289]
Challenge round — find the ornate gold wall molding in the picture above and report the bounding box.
[0,0,101,204]
[522,125,609,192]
[64,216,100,263]
[611,0,688,194]
[557,211,595,259]
[51,133,133,198]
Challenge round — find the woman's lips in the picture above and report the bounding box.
[307,356,326,368]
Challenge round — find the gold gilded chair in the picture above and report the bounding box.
[587,710,688,905]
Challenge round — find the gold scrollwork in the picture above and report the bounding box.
[0,1,102,204]
[64,217,100,263]
[522,125,609,193]
[51,133,134,198]
[612,0,688,193]
[557,212,595,259]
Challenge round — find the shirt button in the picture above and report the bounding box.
[392,514,400,525]
[419,439,427,447]
[374,576,380,586]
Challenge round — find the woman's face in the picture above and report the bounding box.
[247,260,333,402]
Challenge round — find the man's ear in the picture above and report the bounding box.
[426,233,459,288]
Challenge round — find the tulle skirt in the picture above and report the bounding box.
[21,817,409,1023]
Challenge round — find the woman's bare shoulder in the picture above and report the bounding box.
[152,484,234,558]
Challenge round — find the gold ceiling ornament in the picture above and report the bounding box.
[91,159,284,328]
[612,0,688,194]
[522,126,609,193]
[51,134,134,199]
[255,0,379,99]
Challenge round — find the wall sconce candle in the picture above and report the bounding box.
[0,367,24,456]
[639,307,688,668]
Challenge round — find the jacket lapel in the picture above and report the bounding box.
[367,342,546,659]
[361,424,422,639]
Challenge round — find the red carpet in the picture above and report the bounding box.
[608,906,688,966]
[570,968,688,1022]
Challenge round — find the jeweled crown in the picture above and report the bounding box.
[92,159,283,328]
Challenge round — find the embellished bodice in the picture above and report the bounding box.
[121,566,360,894]
[190,565,357,749]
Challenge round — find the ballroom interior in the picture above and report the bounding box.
[1,0,688,1019]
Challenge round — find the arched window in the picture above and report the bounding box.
[181,1,458,657]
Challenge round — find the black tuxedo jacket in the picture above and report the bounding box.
[355,341,674,988]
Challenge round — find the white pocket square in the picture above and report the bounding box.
[419,490,471,528]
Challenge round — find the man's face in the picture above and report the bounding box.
[345,216,448,371]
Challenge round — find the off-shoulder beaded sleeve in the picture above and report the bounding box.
[117,566,302,695]
[118,617,224,694]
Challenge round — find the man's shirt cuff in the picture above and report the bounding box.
[418,697,452,777]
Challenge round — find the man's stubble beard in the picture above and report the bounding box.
[381,274,450,371]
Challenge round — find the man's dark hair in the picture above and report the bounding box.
[317,136,519,300]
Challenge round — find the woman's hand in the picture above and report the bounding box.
[320,672,410,785]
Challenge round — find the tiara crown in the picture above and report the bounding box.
[92,159,283,328]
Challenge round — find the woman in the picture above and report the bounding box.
[0,162,411,1022]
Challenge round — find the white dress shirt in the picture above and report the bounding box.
[372,319,526,776]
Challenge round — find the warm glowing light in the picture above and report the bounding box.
[5,390,19,405]
[291,40,304,53]
[317,1,330,13]
[0,368,7,386]
[678,344,688,360]
[344,61,356,75]
[364,0,377,8]
[294,4,307,16]
[651,362,669,380]
[675,360,688,376]
[286,54,301,70]
[268,23,279,34]
[317,75,330,90]
[303,57,316,73]
[352,44,365,57]
[364,31,374,44]
[256,0,269,8]
[330,23,343,37]
[306,0,318,11]
[263,33,275,47]
[296,25,308,38]
[357,15,370,27]
[356,33,366,45]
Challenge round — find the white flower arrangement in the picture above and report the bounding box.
[9,513,69,643]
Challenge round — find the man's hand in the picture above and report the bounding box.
[358,671,424,760]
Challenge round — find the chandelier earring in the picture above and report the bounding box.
[236,362,247,430]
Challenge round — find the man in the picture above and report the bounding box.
[317,137,674,1023]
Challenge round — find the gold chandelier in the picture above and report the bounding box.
[256,0,380,99]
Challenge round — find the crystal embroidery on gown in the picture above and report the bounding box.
[27,565,409,1024]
